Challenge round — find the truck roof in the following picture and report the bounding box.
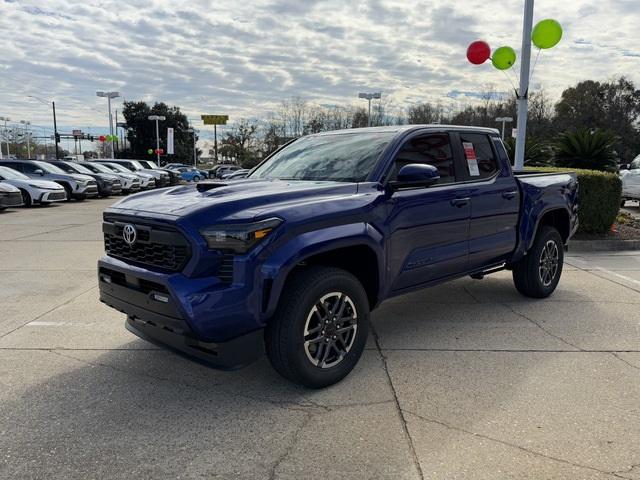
[312,124,501,137]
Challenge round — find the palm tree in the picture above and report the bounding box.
[554,128,618,172]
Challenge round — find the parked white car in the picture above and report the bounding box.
[0,182,23,210]
[0,166,67,206]
[621,156,640,206]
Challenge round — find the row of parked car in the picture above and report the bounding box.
[0,158,246,210]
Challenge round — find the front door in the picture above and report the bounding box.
[385,132,471,292]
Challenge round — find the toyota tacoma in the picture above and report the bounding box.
[99,125,578,388]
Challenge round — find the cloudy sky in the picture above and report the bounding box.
[1,0,638,140]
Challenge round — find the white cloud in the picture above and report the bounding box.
[0,0,638,132]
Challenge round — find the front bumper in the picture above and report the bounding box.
[100,182,122,196]
[0,192,23,208]
[77,184,99,198]
[39,190,66,203]
[98,257,265,369]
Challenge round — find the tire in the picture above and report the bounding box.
[19,189,32,207]
[512,225,564,298]
[265,266,369,388]
[61,183,72,201]
[192,175,200,182]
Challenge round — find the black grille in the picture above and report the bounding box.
[103,219,191,272]
[49,191,66,201]
[218,253,234,283]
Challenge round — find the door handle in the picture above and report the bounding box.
[451,197,470,207]
[502,190,518,199]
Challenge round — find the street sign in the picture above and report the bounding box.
[72,129,82,137]
[167,127,174,155]
[201,115,229,125]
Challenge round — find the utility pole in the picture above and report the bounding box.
[358,92,382,127]
[514,0,534,171]
[148,115,166,164]
[0,117,9,158]
[52,102,60,159]
[20,121,31,158]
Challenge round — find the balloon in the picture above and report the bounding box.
[155,148,164,155]
[532,19,563,49]
[491,46,516,70]
[467,40,491,65]
[98,135,106,142]
[147,149,153,155]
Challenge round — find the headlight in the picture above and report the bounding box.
[200,218,282,253]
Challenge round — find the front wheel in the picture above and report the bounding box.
[192,175,200,182]
[20,189,32,207]
[512,225,564,298]
[265,266,369,388]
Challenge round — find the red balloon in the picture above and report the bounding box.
[467,41,491,65]
[155,148,164,155]
[98,135,106,142]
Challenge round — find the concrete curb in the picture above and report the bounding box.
[569,239,640,252]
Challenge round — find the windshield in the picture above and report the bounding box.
[65,162,94,175]
[0,166,29,180]
[129,160,146,170]
[105,163,131,173]
[33,161,66,175]
[142,161,159,169]
[249,132,393,182]
[88,163,116,174]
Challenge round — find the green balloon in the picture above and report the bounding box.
[532,19,562,49]
[491,46,516,70]
[147,149,153,155]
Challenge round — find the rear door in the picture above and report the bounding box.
[456,132,520,271]
[385,131,471,292]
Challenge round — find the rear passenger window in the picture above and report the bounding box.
[459,133,499,179]
[390,133,455,184]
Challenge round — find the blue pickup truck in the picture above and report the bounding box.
[99,125,578,388]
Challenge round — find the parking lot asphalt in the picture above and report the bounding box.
[1,198,639,480]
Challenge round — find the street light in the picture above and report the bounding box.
[20,121,31,158]
[495,116,513,140]
[96,91,120,159]
[0,117,10,158]
[186,128,198,166]
[358,92,382,127]
[27,95,60,159]
[148,115,166,164]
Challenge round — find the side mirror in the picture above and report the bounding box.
[34,169,45,176]
[389,164,440,190]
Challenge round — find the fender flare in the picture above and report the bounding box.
[259,222,385,320]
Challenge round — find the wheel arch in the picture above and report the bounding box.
[260,223,385,321]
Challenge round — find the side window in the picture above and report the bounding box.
[20,163,40,174]
[390,133,455,184]
[459,133,499,179]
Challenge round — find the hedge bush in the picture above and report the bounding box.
[525,166,622,234]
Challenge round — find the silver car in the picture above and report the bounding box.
[0,160,98,201]
[0,166,66,206]
[0,181,23,210]
[99,162,156,190]
[81,162,141,194]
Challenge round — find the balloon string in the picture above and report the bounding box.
[529,48,542,85]
[500,69,518,95]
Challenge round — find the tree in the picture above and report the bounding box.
[218,119,259,168]
[121,101,197,164]
[407,102,443,124]
[554,128,618,172]
[554,77,640,161]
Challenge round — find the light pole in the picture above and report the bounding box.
[514,0,534,171]
[28,96,60,159]
[358,92,381,127]
[20,120,31,158]
[148,115,166,164]
[0,117,10,158]
[96,91,120,159]
[495,117,513,140]
[186,128,198,166]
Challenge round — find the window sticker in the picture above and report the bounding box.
[463,142,480,176]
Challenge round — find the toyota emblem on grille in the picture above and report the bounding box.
[122,224,137,246]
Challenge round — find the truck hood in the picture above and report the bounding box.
[107,179,361,220]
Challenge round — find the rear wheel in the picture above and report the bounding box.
[265,266,369,388]
[20,189,32,207]
[512,225,564,298]
[192,175,200,182]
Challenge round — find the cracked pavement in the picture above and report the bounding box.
[1,198,639,479]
